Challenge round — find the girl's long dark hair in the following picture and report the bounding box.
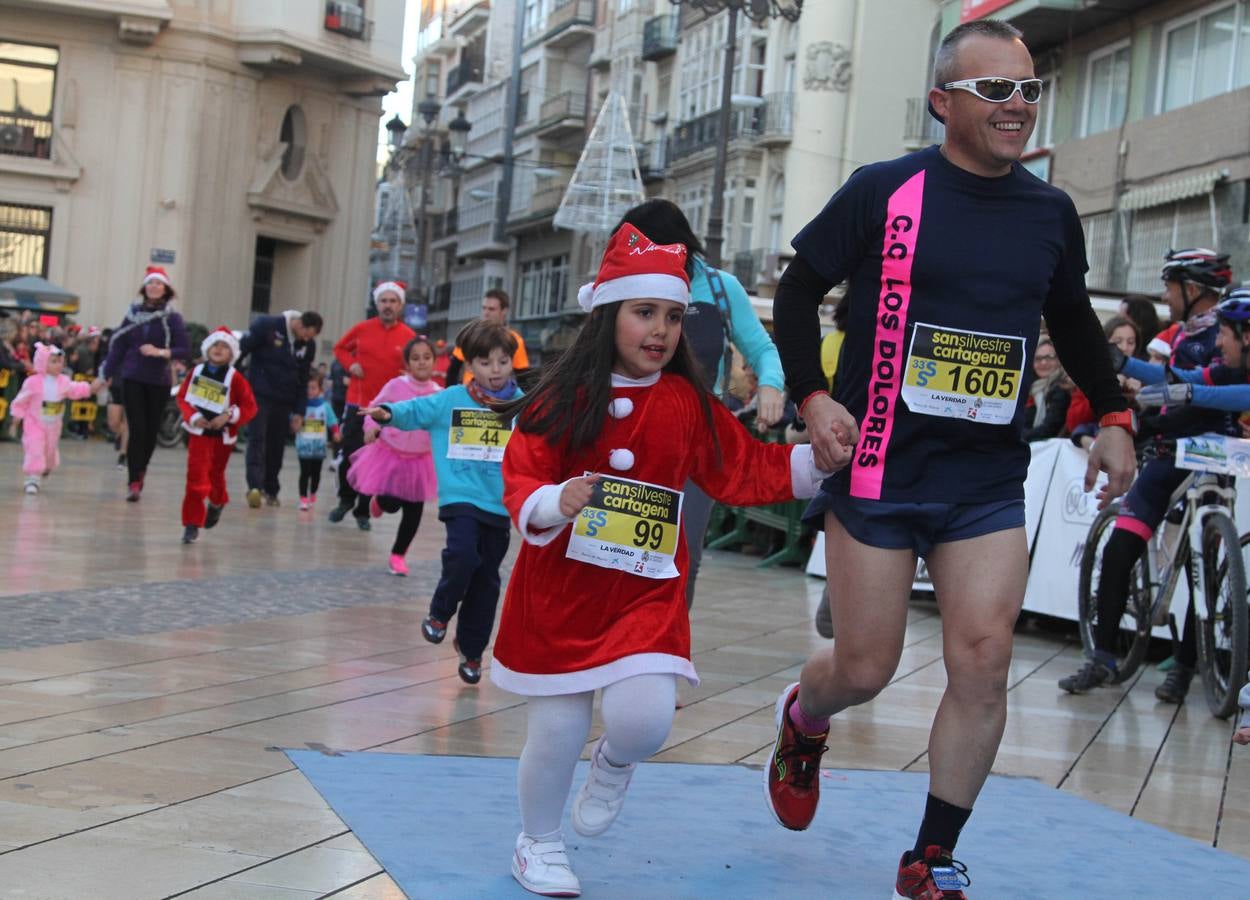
[495,301,720,458]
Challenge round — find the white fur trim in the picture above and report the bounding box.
[577,274,690,311]
[788,444,828,499]
[142,272,171,286]
[611,371,660,387]
[490,653,698,696]
[517,483,573,546]
[201,331,240,364]
[1147,337,1172,357]
[373,281,405,302]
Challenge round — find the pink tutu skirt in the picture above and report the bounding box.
[347,442,437,503]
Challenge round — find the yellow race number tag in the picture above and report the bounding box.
[566,475,683,579]
[447,408,512,462]
[901,323,1024,425]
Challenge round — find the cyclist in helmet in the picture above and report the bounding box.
[1060,250,1235,701]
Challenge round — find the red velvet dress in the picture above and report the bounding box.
[492,373,805,696]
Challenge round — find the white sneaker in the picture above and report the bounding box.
[511,832,580,897]
[570,735,635,837]
[23,477,39,495]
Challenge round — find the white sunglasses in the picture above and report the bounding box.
[943,76,1043,104]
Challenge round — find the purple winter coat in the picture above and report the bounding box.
[102,302,191,386]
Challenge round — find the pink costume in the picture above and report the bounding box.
[347,374,440,502]
[10,343,93,476]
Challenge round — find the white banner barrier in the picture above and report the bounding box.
[805,438,1249,626]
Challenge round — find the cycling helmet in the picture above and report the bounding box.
[1215,287,1250,332]
[1161,248,1233,290]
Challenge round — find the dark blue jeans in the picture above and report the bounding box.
[430,514,511,660]
[245,401,292,495]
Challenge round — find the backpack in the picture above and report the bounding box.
[683,266,734,395]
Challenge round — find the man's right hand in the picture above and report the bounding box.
[802,393,859,472]
[348,363,364,379]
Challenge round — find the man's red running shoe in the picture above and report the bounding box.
[763,681,828,830]
[893,845,970,899]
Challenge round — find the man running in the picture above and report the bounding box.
[766,20,1136,897]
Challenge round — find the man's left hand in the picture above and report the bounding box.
[1085,425,1136,510]
[755,386,784,430]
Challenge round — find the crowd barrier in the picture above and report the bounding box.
[806,438,1250,629]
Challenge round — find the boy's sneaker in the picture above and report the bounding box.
[246,488,262,509]
[764,681,829,831]
[893,845,970,899]
[328,503,350,523]
[453,639,482,684]
[388,553,408,576]
[511,832,580,897]
[204,504,223,529]
[369,496,384,518]
[298,497,311,511]
[421,615,447,644]
[181,525,199,544]
[1155,664,1195,703]
[571,735,635,837]
[1057,654,1117,694]
[23,477,39,495]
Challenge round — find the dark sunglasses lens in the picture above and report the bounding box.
[975,78,1015,101]
[1020,81,1043,102]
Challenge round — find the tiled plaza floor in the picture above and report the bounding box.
[0,440,1246,897]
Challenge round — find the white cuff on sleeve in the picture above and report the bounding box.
[789,444,829,499]
[517,482,574,546]
[228,406,240,424]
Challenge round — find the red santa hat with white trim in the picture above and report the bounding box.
[201,326,241,364]
[142,265,172,287]
[577,224,690,312]
[373,279,408,302]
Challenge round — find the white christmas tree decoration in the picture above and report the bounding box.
[553,92,645,234]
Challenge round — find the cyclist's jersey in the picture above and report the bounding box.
[1140,320,1235,441]
[792,145,1112,504]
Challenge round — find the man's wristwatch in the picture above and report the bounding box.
[1098,409,1137,437]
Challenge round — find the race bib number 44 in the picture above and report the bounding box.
[901,323,1024,425]
[566,475,683,579]
[447,408,512,461]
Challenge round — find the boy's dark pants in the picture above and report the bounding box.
[429,513,510,660]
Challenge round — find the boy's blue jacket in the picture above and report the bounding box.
[383,384,515,517]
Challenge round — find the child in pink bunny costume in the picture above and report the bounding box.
[10,343,102,494]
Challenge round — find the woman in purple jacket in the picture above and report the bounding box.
[103,266,190,501]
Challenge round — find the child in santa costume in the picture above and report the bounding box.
[361,319,521,684]
[349,334,441,576]
[176,328,257,543]
[10,342,102,494]
[490,223,834,897]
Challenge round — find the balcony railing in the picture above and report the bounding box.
[525,0,594,47]
[324,1,370,39]
[0,114,53,160]
[430,208,459,241]
[537,91,587,133]
[732,249,768,292]
[638,139,668,183]
[446,54,484,97]
[759,93,794,144]
[668,108,763,164]
[903,97,944,150]
[642,14,679,61]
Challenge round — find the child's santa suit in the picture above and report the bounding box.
[176,328,257,527]
[10,343,94,476]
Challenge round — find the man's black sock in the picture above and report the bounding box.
[912,793,972,860]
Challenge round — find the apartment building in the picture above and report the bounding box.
[950,0,1250,291]
[0,0,405,341]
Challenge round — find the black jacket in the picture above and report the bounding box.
[239,314,315,412]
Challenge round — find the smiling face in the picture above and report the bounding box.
[468,346,513,392]
[1108,324,1137,358]
[1216,323,1250,364]
[142,280,169,304]
[930,34,1038,177]
[406,341,435,381]
[1033,341,1057,378]
[613,298,685,380]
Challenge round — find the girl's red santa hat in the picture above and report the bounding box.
[142,265,173,288]
[577,224,690,312]
[201,326,241,364]
[373,279,408,302]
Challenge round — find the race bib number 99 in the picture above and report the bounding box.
[565,475,683,579]
[447,408,512,461]
[901,323,1024,425]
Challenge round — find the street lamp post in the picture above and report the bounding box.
[669,0,803,269]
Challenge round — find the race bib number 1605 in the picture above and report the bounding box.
[901,323,1025,425]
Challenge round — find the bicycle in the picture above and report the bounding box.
[1078,452,1248,718]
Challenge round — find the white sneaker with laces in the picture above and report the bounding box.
[511,832,580,897]
[570,735,635,837]
[24,477,39,495]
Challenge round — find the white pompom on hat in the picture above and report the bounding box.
[373,279,408,302]
[201,326,240,364]
[577,224,690,312]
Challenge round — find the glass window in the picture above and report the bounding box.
[1083,48,1129,136]
[1160,2,1250,112]
[0,202,52,281]
[0,42,58,161]
[1238,9,1250,86]
[1196,5,1237,100]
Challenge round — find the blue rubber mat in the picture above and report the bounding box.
[286,750,1250,899]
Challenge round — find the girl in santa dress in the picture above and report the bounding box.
[492,223,837,897]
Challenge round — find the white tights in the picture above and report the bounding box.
[517,673,677,838]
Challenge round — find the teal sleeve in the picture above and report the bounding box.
[325,406,339,428]
[723,274,785,392]
[1121,357,1168,384]
[1190,383,1250,411]
[385,391,441,432]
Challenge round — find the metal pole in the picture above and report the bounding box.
[704,4,737,270]
[415,140,432,302]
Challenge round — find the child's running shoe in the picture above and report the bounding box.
[421,615,447,644]
[511,832,580,897]
[571,735,635,836]
[893,845,970,899]
[204,504,223,529]
[454,638,482,684]
[388,553,408,576]
[298,496,311,512]
[181,525,199,544]
[246,488,262,509]
[764,681,829,831]
[24,476,39,495]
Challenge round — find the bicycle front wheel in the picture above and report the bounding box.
[1196,513,1249,719]
[1078,503,1151,681]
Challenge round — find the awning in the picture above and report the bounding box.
[1120,169,1228,212]
[0,275,80,314]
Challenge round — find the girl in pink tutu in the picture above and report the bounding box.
[349,335,441,575]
